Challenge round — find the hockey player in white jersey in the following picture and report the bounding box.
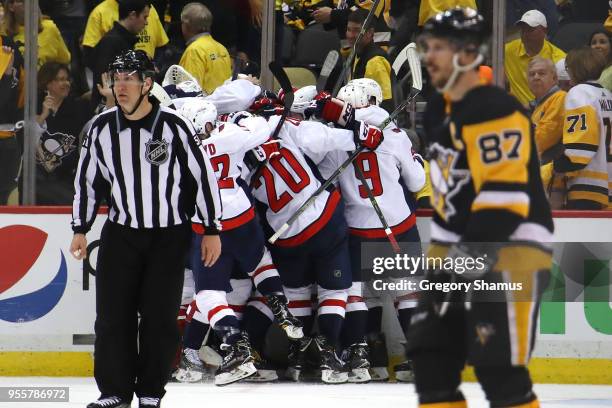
[177,99,303,385]
[316,81,426,382]
[242,99,383,383]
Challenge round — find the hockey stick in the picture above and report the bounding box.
[317,50,339,92]
[269,52,423,245]
[331,0,382,96]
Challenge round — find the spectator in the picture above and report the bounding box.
[589,29,612,92]
[506,0,559,36]
[554,47,610,209]
[179,3,231,95]
[82,0,168,61]
[528,57,566,162]
[34,62,88,205]
[0,34,23,205]
[91,0,150,111]
[345,8,393,111]
[2,0,70,68]
[505,9,565,106]
[555,58,571,91]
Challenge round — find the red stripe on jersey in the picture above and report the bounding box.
[221,206,255,231]
[275,190,341,247]
[347,296,364,304]
[253,264,275,277]
[349,213,416,238]
[185,300,198,322]
[208,305,231,321]
[319,299,347,308]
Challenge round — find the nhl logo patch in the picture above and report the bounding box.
[145,139,169,165]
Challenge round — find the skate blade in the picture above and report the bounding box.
[244,369,279,382]
[174,368,204,383]
[369,367,389,381]
[283,325,304,340]
[348,368,371,383]
[321,369,348,384]
[395,370,415,383]
[214,362,257,386]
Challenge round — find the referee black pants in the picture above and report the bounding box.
[94,221,191,400]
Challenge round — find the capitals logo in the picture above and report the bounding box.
[0,225,67,323]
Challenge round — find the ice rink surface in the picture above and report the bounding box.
[1,377,612,408]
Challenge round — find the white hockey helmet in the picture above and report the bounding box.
[179,99,218,137]
[348,78,383,106]
[337,83,370,108]
[290,85,318,114]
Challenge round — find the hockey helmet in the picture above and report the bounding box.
[337,83,371,108]
[348,78,383,106]
[291,85,318,114]
[108,50,155,82]
[179,99,218,137]
[422,7,486,48]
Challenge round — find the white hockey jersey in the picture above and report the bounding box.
[171,79,261,113]
[319,105,425,237]
[199,116,271,230]
[558,82,612,207]
[244,116,357,246]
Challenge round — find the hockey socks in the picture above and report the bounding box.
[183,319,209,351]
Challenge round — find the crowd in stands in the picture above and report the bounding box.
[0,0,612,209]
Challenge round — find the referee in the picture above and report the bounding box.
[69,50,221,408]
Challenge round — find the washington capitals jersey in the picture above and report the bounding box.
[423,86,553,243]
[200,116,270,230]
[319,105,425,237]
[244,115,357,246]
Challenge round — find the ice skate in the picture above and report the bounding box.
[314,335,348,384]
[286,336,312,381]
[266,294,304,340]
[244,350,279,382]
[344,343,371,383]
[174,347,209,383]
[366,332,389,381]
[214,333,257,386]
[86,396,130,408]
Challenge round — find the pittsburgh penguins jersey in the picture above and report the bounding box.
[554,82,612,207]
[244,116,357,247]
[199,117,270,230]
[423,85,553,243]
[319,105,425,237]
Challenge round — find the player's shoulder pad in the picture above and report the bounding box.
[565,83,602,110]
[459,85,526,126]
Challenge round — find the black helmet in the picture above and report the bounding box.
[422,7,486,47]
[108,49,155,78]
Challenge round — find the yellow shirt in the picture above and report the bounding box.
[505,39,566,106]
[415,160,432,202]
[531,88,566,155]
[418,0,477,26]
[82,0,168,58]
[14,19,70,69]
[353,55,393,100]
[179,34,232,95]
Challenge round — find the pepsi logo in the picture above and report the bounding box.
[0,225,67,323]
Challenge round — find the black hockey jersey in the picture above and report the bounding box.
[423,85,554,243]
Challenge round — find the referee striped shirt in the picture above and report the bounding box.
[72,103,222,234]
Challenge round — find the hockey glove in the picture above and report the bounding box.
[219,111,252,126]
[354,121,383,150]
[251,138,281,162]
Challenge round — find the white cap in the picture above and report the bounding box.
[555,58,570,81]
[516,10,547,28]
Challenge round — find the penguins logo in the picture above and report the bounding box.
[36,131,77,173]
[145,139,169,166]
[428,143,470,222]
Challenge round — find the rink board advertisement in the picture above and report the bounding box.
[1,209,612,383]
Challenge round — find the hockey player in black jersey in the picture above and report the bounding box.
[405,8,554,408]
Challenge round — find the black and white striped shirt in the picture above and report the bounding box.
[72,103,222,234]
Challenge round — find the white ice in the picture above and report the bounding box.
[0,377,611,408]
